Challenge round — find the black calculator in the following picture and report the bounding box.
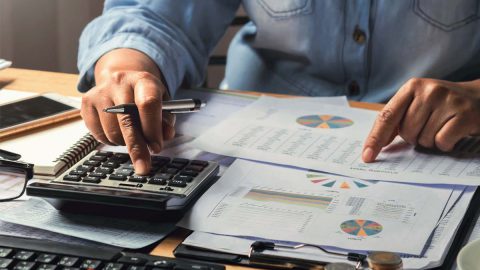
[26,150,219,214]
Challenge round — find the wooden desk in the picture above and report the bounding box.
[0,68,384,269]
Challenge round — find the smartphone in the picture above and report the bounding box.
[0,93,80,139]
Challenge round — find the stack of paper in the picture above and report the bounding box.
[0,59,12,70]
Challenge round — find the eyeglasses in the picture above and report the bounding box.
[0,149,34,202]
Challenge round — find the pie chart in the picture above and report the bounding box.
[296,115,354,129]
[340,219,383,237]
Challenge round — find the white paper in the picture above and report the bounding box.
[193,96,480,185]
[0,59,12,70]
[0,198,175,249]
[179,160,452,255]
[174,88,349,137]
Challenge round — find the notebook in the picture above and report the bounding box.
[0,119,98,179]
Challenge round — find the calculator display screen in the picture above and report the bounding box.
[0,96,75,129]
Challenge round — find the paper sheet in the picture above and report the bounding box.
[193,96,480,185]
[0,198,175,249]
[178,160,452,255]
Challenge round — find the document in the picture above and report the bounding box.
[0,198,175,249]
[184,186,476,269]
[179,160,452,255]
[193,96,480,185]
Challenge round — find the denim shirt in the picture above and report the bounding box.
[78,0,480,102]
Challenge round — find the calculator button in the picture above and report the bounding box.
[108,153,130,163]
[104,262,124,270]
[117,256,147,265]
[95,151,112,157]
[14,261,35,269]
[14,251,35,260]
[172,158,189,165]
[152,156,170,163]
[63,175,81,182]
[95,167,114,174]
[109,174,127,181]
[126,266,145,270]
[0,248,13,257]
[120,163,135,170]
[58,256,79,267]
[76,165,94,172]
[184,165,204,172]
[190,160,209,167]
[0,258,13,268]
[149,177,167,185]
[166,163,185,170]
[154,173,173,180]
[37,263,57,270]
[35,254,57,264]
[83,160,101,167]
[83,176,101,184]
[89,172,107,179]
[80,259,102,269]
[169,179,187,187]
[179,170,198,177]
[116,168,134,176]
[161,168,179,175]
[69,170,87,177]
[102,161,120,168]
[147,260,175,268]
[129,175,147,183]
[90,155,108,162]
[173,175,194,183]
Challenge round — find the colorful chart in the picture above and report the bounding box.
[296,115,354,129]
[306,171,374,189]
[244,188,332,209]
[340,219,383,237]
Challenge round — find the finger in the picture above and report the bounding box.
[435,117,472,152]
[417,110,454,149]
[399,99,431,145]
[97,98,125,145]
[113,91,151,175]
[133,77,164,153]
[81,98,112,145]
[363,85,415,162]
[162,112,176,140]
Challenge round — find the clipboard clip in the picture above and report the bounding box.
[248,241,367,270]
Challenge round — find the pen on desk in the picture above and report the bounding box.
[103,99,206,114]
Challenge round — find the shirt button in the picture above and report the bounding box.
[348,81,360,96]
[352,26,366,44]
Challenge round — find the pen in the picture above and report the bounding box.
[103,99,206,114]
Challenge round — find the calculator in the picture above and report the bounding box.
[26,150,219,213]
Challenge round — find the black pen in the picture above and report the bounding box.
[103,99,205,114]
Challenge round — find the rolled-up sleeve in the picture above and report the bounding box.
[77,0,241,95]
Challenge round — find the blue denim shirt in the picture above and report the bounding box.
[78,0,480,102]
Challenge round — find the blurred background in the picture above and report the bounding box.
[0,0,244,88]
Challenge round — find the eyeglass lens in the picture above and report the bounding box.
[0,167,26,201]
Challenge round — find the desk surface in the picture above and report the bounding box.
[0,68,384,270]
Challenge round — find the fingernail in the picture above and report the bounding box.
[362,147,375,162]
[150,142,162,153]
[135,159,148,175]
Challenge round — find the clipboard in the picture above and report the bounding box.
[174,188,480,269]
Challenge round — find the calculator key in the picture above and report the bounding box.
[13,261,35,270]
[166,163,185,170]
[103,262,124,270]
[14,251,35,260]
[147,260,175,268]
[152,156,170,163]
[126,266,145,270]
[63,175,81,182]
[184,165,204,172]
[95,151,112,157]
[95,167,114,174]
[117,256,147,265]
[0,248,12,257]
[109,174,127,181]
[129,175,147,183]
[149,177,167,185]
[179,170,198,177]
[119,164,135,171]
[35,254,57,264]
[80,259,102,269]
[76,165,94,172]
[102,161,120,168]
[154,173,173,180]
[82,176,101,184]
[89,155,108,162]
[169,179,187,187]
[58,256,79,267]
[109,153,130,163]
[172,158,189,165]
[69,170,87,177]
[83,160,101,167]
[0,258,13,268]
[89,172,107,179]
[174,175,194,183]
[36,264,57,270]
[161,168,178,175]
[63,268,80,270]
[116,168,134,176]
[190,160,209,167]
